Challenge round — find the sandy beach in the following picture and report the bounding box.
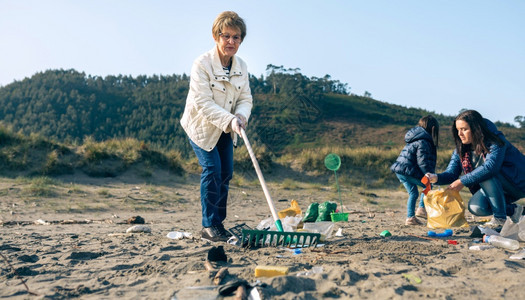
[1,168,524,299]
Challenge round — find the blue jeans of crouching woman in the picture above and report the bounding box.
[189,133,233,228]
[468,174,525,219]
[395,173,426,218]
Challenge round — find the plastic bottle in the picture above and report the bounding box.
[483,235,520,250]
[428,229,453,237]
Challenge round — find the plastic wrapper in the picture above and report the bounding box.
[281,215,303,231]
[303,221,334,241]
[278,199,302,219]
[500,215,525,242]
[256,217,274,231]
[256,216,300,232]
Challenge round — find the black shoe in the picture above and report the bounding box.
[201,225,229,242]
[215,223,233,238]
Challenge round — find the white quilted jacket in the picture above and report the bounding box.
[180,47,253,151]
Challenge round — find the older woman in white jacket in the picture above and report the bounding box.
[180,11,253,242]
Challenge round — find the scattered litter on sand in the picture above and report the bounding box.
[166,231,193,240]
[125,225,151,233]
[2,177,524,299]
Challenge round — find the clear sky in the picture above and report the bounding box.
[1,0,524,125]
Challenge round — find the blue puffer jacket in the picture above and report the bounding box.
[437,119,525,194]
[390,126,437,180]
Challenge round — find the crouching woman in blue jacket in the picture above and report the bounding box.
[426,110,525,228]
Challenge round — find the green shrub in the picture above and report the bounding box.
[165,150,185,175]
[21,176,58,197]
[234,142,273,174]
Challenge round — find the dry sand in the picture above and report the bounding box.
[1,169,524,299]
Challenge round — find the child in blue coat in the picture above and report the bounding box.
[391,115,439,225]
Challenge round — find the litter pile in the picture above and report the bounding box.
[233,200,347,248]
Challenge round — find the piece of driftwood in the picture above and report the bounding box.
[234,284,247,300]
[213,267,229,285]
[204,260,214,271]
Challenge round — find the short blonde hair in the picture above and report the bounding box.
[212,11,246,42]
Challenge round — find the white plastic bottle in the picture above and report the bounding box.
[483,235,520,250]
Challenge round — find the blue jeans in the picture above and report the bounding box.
[396,173,426,218]
[468,174,525,219]
[189,133,233,228]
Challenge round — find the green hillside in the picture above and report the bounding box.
[0,68,523,186]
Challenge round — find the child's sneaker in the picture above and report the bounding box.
[415,207,427,218]
[405,216,424,226]
[484,217,506,229]
[509,204,523,223]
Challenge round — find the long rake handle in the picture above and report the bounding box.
[240,128,283,232]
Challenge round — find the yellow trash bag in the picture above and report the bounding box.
[423,189,469,229]
[278,199,302,219]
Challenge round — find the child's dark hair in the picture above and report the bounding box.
[418,115,439,147]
